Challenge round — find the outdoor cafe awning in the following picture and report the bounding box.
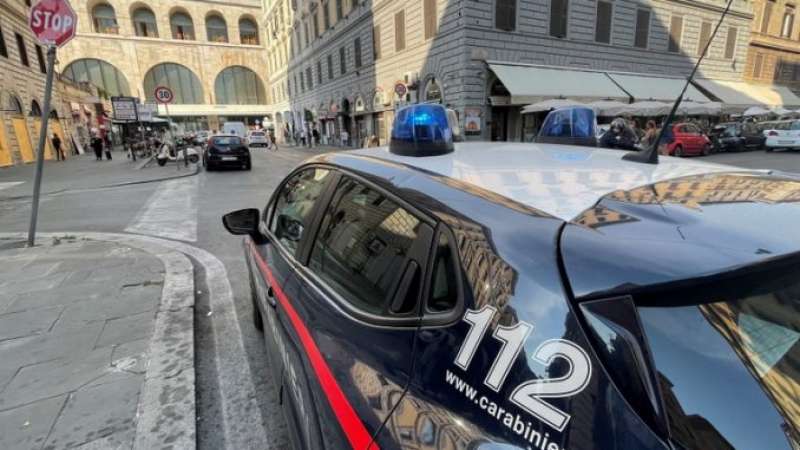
[693,79,800,110]
[488,62,630,104]
[605,73,712,103]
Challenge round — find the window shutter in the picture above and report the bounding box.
[754,53,764,78]
[595,1,612,44]
[328,54,334,79]
[373,26,381,60]
[354,38,362,67]
[550,0,568,38]
[340,46,346,74]
[495,0,516,31]
[667,16,682,52]
[0,27,7,58]
[724,27,737,59]
[634,9,650,48]
[424,0,437,39]
[762,1,774,34]
[395,10,406,51]
[317,60,323,84]
[697,21,711,56]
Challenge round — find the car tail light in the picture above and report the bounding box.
[768,130,779,136]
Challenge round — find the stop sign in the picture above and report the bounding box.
[28,0,77,47]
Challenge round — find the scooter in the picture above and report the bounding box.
[156,139,200,166]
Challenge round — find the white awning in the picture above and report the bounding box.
[606,73,712,103]
[488,63,630,104]
[156,104,274,117]
[693,79,800,110]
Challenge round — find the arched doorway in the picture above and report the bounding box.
[62,59,131,98]
[143,63,204,104]
[214,66,266,104]
[7,95,34,162]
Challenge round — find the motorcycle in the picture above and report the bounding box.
[156,138,200,166]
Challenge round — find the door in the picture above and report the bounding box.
[286,173,435,448]
[11,118,34,163]
[0,120,12,167]
[32,118,54,160]
[491,108,509,141]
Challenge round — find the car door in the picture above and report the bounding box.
[277,172,436,448]
[248,166,338,448]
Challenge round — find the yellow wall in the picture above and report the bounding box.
[11,118,34,163]
[0,120,12,167]
[32,118,55,160]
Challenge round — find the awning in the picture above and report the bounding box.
[693,79,800,110]
[488,63,630,104]
[155,104,274,117]
[606,73,711,103]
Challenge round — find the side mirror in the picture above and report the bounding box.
[223,208,261,238]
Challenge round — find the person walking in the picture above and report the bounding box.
[51,133,65,161]
[91,134,104,161]
[640,120,659,149]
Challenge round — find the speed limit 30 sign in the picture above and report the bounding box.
[154,86,174,104]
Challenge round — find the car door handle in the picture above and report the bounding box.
[266,286,277,308]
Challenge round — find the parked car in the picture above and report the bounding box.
[666,123,712,156]
[709,122,765,152]
[763,119,800,152]
[248,130,270,147]
[203,135,251,170]
[223,104,800,450]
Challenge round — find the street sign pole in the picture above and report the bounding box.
[27,45,56,247]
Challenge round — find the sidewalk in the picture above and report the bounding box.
[0,236,195,450]
[0,151,198,200]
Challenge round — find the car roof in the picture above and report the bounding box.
[351,142,748,221]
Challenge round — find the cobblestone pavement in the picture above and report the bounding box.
[0,237,165,450]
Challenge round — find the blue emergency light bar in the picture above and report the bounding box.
[389,104,454,156]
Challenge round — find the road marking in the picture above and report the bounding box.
[0,232,269,449]
[125,177,198,242]
[0,181,24,191]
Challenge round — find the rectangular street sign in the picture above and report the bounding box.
[137,103,157,122]
[111,96,138,121]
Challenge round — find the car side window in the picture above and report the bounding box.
[270,167,332,256]
[309,176,423,315]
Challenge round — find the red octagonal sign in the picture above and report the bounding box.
[28,0,77,48]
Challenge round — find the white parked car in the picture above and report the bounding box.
[763,119,800,151]
[247,130,269,147]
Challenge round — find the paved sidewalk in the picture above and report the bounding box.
[0,151,198,200]
[0,236,194,450]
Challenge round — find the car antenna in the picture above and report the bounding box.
[623,0,735,164]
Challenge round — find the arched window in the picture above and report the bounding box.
[133,7,158,37]
[214,66,266,104]
[62,58,131,98]
[424,78,442,103]
[170,12,195,40]
[239,18,259,45]
[8,96,23,115]
[30,100,42,117]
[206,15,228,43]
[92,4,119,34]
[144,63,204,104]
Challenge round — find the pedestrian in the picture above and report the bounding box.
[91,134,103,161]
[640,120,658,149]
[630,119,645,142]
[341,129,349,147]
[103,133,113,160]
[51,133,65,161]
[312,127,320,145]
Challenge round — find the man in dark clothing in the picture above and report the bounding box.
[51,134,65,161]
[599,118,639,151]
[91,136,103,160]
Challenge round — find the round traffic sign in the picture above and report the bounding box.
[394,82,408,98]
[154,86,174,104]
[28,0,77,47]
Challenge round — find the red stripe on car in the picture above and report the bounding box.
[250,243,378,450]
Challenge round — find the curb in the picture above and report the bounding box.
[0,163,200,201]
[0,232,198,450]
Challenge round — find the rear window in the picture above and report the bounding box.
[637,276,800,450]
[212,136,241,146]
[791,121,800,130]
[250,132,265,137]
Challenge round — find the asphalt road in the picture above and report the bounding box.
[0,144,798,449]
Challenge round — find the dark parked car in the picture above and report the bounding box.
[203,135,251,170]
[223,105,800,450]
[709,122,766,152]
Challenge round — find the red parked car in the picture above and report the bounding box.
[666,123,712,157]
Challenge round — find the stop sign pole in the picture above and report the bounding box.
[26,0,77,247]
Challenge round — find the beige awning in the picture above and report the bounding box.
[488,63,630,104]
[606,73,712,103]
[156,104,274,117]
[694,79,800,111]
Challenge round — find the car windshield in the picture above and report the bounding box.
[637,272,800,450]
[212,137,241,146]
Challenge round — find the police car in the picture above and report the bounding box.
[223,104,800,450]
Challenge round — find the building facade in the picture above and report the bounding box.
[745,0,800,90]
[57,0,271,131]
[264,0,754,143]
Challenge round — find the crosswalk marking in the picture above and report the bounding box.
[125,177,198,242]
[0,181,24,191]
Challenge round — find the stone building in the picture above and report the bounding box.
[56,0,271,131]
[745,0,800,91]
[0,0,85,166]
[264,0,758,143]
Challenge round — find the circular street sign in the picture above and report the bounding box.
[394,82,408,98]
[28,0,78,47]
[154,86,174,104]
